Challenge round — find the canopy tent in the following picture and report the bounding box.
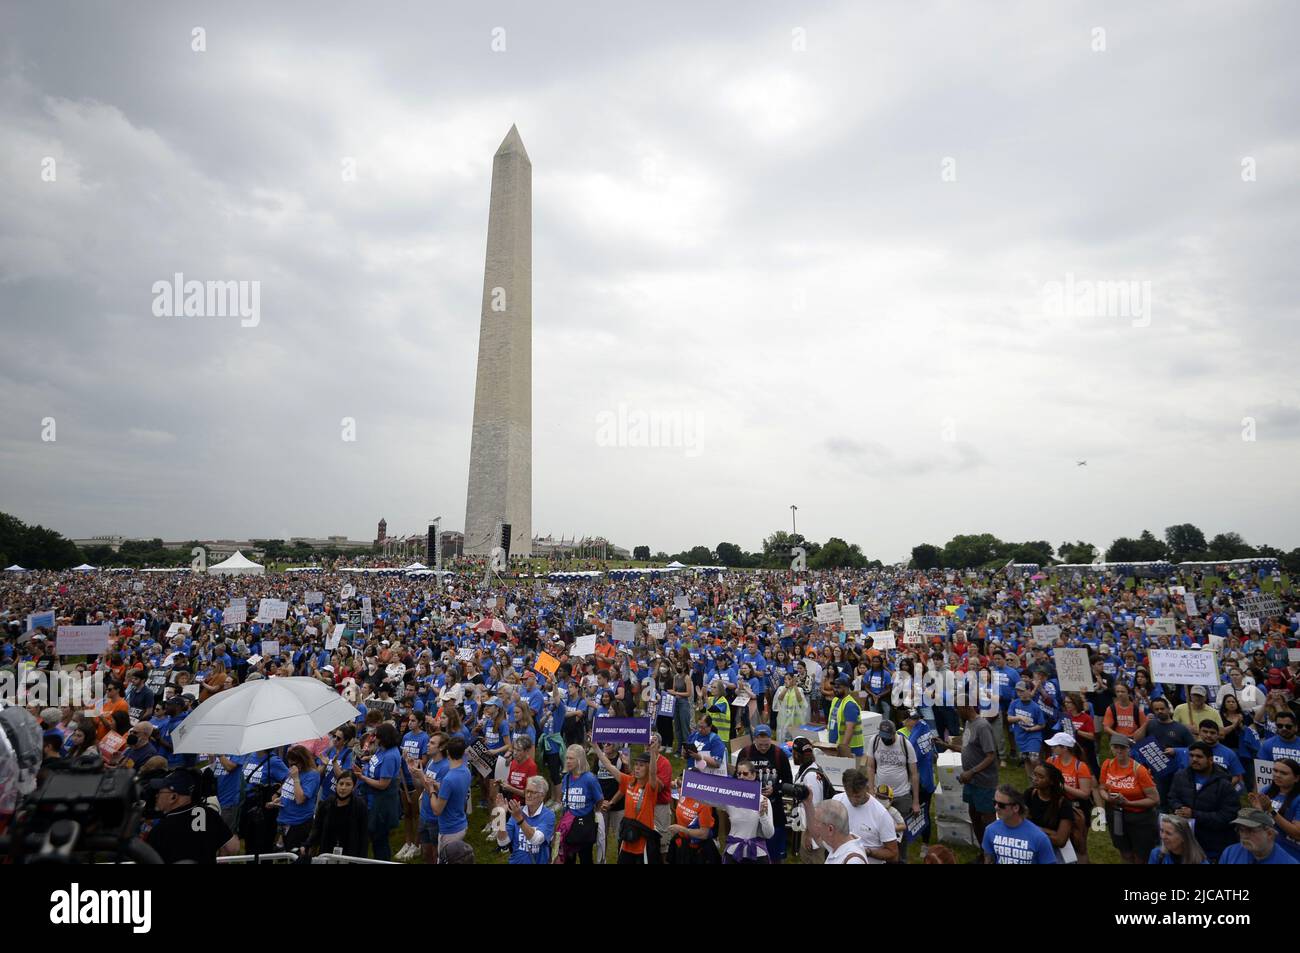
[207,551,265,576]
[3,565,26,572]
[665,561,687,570]
[403,562,428,571]
[71,563,97,572]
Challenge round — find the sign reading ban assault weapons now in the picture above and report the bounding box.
[681,770,762,811]
[590,717,652,745]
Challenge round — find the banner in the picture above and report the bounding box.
[56,624,111,655]
[841,605,862,632]
[571,635,597,657]
[1148,649,1219,686]
[612,620,637,642]
[815,602,841,624]
[1133,738,1176,779]
[1239,595,1282,619]
[591,717,652,745]
[680,769,761,811]
[1054,647,1092,692]
[305,591,324,607]
[1144,618,1176,637]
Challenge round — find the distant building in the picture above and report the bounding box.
[532,535,629,560]
[376,518,387,545]
[71,535,127,552]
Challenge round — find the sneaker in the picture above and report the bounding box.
[398,843,417,860]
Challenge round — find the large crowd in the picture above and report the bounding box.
[2,561,1297,865]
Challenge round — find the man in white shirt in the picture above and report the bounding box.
[866,719,921,818]
[832,768,899,863]
[815,800,868,864]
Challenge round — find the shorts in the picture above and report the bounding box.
[962,784,995,814]
[419,821,439,846]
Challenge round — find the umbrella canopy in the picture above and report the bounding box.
[171,676,359,755]
[474,616,508,634]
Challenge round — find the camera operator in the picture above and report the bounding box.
[789,736,832,864]
[143,769,240,863]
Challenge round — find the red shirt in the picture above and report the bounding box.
[506,757,538,793]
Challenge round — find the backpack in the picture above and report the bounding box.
[797,761,836,801]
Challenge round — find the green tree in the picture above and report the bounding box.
[633,546,650,561]
[1206,532,1254,561]
[809,537,868,569]
[1006,540,1054,565]
[1164,524,1208,562]
[715,542,746,567]
[941,533,1004,569]
[0,512,81,569]
[910,543,942,570]
[1057,540,1098,564]
[1106,529,1168,562]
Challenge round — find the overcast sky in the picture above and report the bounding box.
[2,1,1298,561]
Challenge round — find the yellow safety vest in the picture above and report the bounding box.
[707,695,732,744]
[829,695,863,751]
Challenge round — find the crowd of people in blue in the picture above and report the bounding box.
[2,558,1298,865]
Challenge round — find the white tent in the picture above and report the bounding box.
[207,551,265,576]
[403,562,428,571]
[3,565,26,572]
[71,563,98,572]
[665,561,687,570]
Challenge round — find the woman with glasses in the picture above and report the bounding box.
[273,744,321,852]
[320,725,356,803]
[719,759,774,863]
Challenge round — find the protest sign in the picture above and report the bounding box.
[165,622,191,641]
[223,605,247,626]
[547,586,561,597]
[612,620,637,642]
[533,652,561,681]
[648,622,666,639]
[261,639,281,656]
[1256,759,1273,794]
[841,605,862,632]
[98,731,127,759]
[591,717,651,745]
[1289,648,1300,664]
[261,599,289,621]
[326,623,345,650]
[871,631,896,650]
[456,647,476,663]
[1239,595,1282,619]
[1054,647,1092,692]
[306,591,324,607]
[792,585,806,597]
[1238,613,1261,634]
[571,635,597,657]
[340,584,355,599]
[1184,592,1199,616]
[1144,618,1176,637]
[1133,738,1175,779]
[133,581,144,592]
[658,693,676,717]
[26,610,55,633]
[1031,624,1061,642]
[815,602,841,624]
[988,610,1003,624]
[182,683,200,699]
[1149,649,1218,686]
[903,617,923,645]
[919,616,946,638]
[56,624,110,655]
[673,595,690,610]
[681,770,761,811]
[467,740,495,778]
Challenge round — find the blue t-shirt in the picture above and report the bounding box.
[278,768,321,826]
[685,731,727,768]
[1008,699,1046,754]
[362,746,402,807]
[436,763,472,835]
[561,770,604,817]
[320,746,355,800]
[214,754,249,808]
[242,753,289,788]
[1218,842,1298,865]
[506,806,557,864]
[981,818,1057,864]
[1260,735,1300,768]
[1265,791,1300,862]
[419,755,451,827]
[1147,846,1208,864]
[905,722,937,793]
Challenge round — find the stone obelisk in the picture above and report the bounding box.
[464,125,531,557]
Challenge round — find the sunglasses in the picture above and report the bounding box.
[994,800,1015,810]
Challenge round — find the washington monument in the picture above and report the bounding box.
[464,125,532,557]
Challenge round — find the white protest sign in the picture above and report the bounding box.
[326,623,345,650]
[306,591,324,606]
[815,602,841,625]
[1184,592,1199,616]
[1148,649,1219,686]
[133,581,143,592]
[871,631,896,650]
[547,586,561,597]
[1208,635,1224,656]
[223,605,247,626]
[1031,624,1061,642]
[1055,647,1093,692]
[165,622,192,641]
[182,683,200,699]
[919,616,946,638]
[903,617,924,645]
[673,595,690,610]
[1289,648,1300,664]
[506,604,516,619]
[792,585,806,597]
[1170,586,1186,596]
[1256,759,1273,794]
[306,625,318,638]
[1238,613,1261,634]
[841,605,862,632]
[612,620,637,642]
[571,634,598,657]
[341,584,356,599]
[261,639,281,656]
[56,624,111,655]
[648,622,667,639]
[1144,618,1176,637]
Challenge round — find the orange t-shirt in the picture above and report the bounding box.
[97,697,129,739]
[673,797,715,847]
[594,642,616,671]
[1104,703,1143,736]
[616,773,659,856]
[1099,759,1155,813]
[1047,754,1093,795]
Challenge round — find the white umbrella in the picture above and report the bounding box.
[171,676,359,755]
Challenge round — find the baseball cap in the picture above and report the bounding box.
[1109,734,1133,748]
[149,770,196,796]
[1190,685,1207,697]
[791,736,815,754]
[835,675,852,687]
[1046,732,1076,748]
[753,724,772,737]
[1230,807,1275,830]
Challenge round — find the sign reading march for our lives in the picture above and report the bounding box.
[611,620,637,642]
[681,769,761,811]
[1149,649,1219,686]
[56,624,111,655]
[1133,738,1175,779]
[815,602,841,624]
[1054,647,1092,692]
[590,717,652,745]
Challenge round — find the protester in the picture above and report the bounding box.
[831,769,899,863]
[495,775,557,864]
[1096,734,1160,864]
[719,759,775,863]
[308,770,369,858]
[982,784,1056,864]
[1218,807,1300,864]
[1148,813,1207,864]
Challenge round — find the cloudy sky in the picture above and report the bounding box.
[2,1,1297,561]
